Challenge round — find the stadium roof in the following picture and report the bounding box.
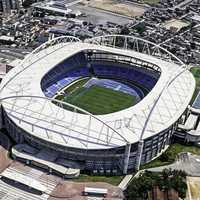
[0,37,195,150]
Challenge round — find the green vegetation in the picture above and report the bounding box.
[54,78,90,111]
[126,169,187,200]
[143,0,160,5]
[190,67,200,103]
[74,174,123,186]
[190,67,200,87]
[141,143,200,169]
[135,23,146,34]
[60,85,136,115]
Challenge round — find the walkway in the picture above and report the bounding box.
[147,152,200,176]
[118,174,133,191]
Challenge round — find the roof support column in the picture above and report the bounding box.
[0,105,4,129]
[123,142,131,174]
[135,139,144,171]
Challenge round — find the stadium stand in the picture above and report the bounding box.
[41,52,158,98]
[193,91,200,109]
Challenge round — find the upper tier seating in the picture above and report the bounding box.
[92,64,157,90]
[41,53,158,98]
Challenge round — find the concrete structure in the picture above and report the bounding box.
[0,35,195,174]
[1,169,47,193]
[12,144,80,178]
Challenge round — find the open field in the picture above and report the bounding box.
[82,0,146,17]
[141,143,200,169]
[61,85,135,115]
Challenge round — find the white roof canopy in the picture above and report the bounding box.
[0,37,195,150]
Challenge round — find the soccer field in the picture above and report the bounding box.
[62,85,136,115]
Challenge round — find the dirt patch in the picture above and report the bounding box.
[82,0,146,17]
[0,147,12,173]
[49,181,123,200]
[164,19,189,31]
[187,176,200,200]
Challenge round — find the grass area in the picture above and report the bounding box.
[143,0,160,5]
[190,67,200,87]
[74,174,123,186]
[141,143,200,169]
[54,78,90,108]
[62,85,136,115]
[190,67,200,104]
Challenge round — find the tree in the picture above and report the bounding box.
[135,23,146,35]
[120,26,130,35]
[171,175,187,198]
[126,170,187,200]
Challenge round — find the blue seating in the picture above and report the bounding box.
[92,64,157,90]
[58,78,68,86]
[41,53,158,98]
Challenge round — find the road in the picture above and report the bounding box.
[174,0,194,9]
[0,47,31,62]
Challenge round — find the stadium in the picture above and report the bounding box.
[0,35,195,175]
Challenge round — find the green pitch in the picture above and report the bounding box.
[60,85,136,115]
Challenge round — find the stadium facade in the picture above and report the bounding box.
[0,35,195,175]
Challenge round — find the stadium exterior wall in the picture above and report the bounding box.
[0,35,195,175]
[3,108,178,174]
